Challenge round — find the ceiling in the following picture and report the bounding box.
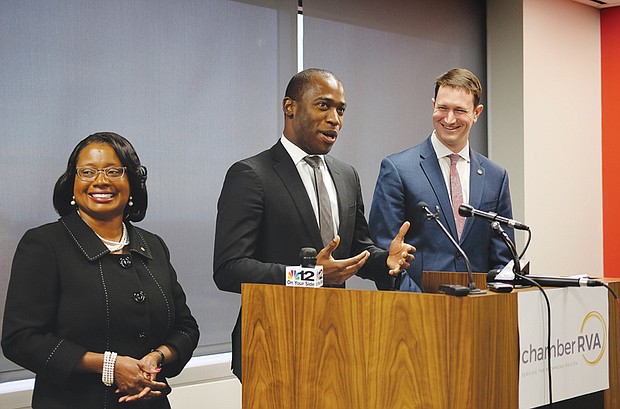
[571,0,620,8]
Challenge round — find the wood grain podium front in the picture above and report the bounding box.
[242,276,620,409]
[241,281,519,409]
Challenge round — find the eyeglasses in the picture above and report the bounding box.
[76,166,127,181]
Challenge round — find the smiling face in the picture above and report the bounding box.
[73,143,130,225]
[432,85,483,153]
[283,73,346,155]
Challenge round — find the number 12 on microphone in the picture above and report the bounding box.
[285,266,323,288]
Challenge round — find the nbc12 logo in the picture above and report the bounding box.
[285,266,323,288]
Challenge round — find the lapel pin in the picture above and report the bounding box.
[477,169,483,175]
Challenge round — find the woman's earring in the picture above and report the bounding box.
[128,196,134,207]
[70,196,76,206]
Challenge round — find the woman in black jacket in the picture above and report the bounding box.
[2,132,199,408]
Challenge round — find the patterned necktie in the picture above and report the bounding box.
[449,153,465,238]
[304,156,335,246]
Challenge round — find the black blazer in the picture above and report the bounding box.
[213,140,392,379]
[2,211,199,409]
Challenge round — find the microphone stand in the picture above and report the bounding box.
[491,223,603,288]
[490,221,521,275]
[421,204,484,295]
[490,221,555,405]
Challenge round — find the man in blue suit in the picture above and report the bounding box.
[369,68,514,292]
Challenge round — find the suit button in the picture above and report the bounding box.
[137,332,148,342]
[133,291,146,303]
[455,253,462,260]
[119,256,132,268]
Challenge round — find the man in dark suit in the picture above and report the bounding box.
[213,68,415,380]
[369,68,514,292]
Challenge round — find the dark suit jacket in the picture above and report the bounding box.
[213,140,392,379]
[369,136,514,291]
[2,211,199,409]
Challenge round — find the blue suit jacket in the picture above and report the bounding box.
[369,136,514,291]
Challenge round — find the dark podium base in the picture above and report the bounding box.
[534,391,604,409]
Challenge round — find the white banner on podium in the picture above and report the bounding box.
[518,287,609,408]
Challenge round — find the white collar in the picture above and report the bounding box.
[280,135,326,166]
[431,131,470,162]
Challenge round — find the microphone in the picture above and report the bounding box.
[285,248,323,288]
[525,275,603,287]
[418,202,484,295]
[487,270,603,287]
[459,204,529,230]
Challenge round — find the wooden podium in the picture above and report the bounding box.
[241,274,619,409]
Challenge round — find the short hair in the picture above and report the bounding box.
[53,132,148,222]
[284,68,341,101]
[434,68,483,108]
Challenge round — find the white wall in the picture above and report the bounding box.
[167,355,241,409]
[488,0,603,277]
[523,0,602,276]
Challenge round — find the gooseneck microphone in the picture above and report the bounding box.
[459,204,529,231]
[418,202,484,295]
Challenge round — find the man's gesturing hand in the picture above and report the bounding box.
[317,236,370,286]
[387,221,416,276]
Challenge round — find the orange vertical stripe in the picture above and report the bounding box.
[601,8,620,278]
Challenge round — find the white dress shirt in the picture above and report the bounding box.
[280,136,339,232]
[431,131,470,205]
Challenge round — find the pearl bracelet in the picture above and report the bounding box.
[102,351,117,387]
